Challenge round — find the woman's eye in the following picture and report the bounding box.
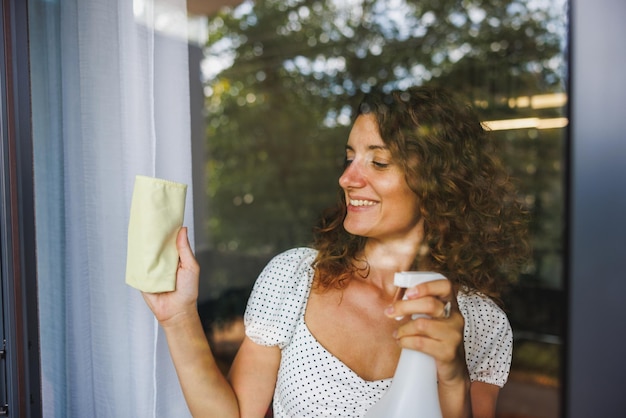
[343,158,389,169]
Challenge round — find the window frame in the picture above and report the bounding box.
[0,0,42,416]
[564,0,626,416]
[0,0,625,416]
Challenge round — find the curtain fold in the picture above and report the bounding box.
[29,0,194,416]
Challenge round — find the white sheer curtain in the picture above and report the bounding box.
[29,0,194,416]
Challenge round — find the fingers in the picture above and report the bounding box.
[176,227,199,273]
[393,308,464,362]
[385,278,456,320]
[396,330,461,363]
[395,310,463,342]
[387,295,450,319]
[404,278,454,300]
[176,226,190,253]
[383,278,463,362]
[139,227,200,324]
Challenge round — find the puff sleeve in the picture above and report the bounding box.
[244,248,317,349]
[458,292,513,387]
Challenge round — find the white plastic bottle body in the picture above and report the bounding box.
[364,272,445,418]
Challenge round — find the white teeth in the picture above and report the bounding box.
[350,199,376,207]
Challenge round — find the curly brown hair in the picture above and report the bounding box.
[312,86,530,300]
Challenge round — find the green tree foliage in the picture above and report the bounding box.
[203,0,567,292]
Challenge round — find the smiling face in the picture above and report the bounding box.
[339,114,423,244]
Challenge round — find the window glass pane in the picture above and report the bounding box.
[190,1,567,416]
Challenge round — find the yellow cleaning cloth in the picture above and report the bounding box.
[125,175,187,293]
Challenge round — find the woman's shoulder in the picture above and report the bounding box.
[250,247,318,297]
[457,289,510,335]
[457,289,506,316]
[258,247,317,283]
[243,247,317,348]
[269,247,318,265]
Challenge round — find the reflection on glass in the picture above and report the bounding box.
[188,1,567,417]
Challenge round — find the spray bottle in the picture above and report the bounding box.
[364,271,445,418]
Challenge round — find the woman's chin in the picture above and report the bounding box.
[343,222,372,238]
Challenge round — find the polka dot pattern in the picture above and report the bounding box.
[244,248,513,417]
[458,291,513,386]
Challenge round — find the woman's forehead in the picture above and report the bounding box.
[347,114,384,144]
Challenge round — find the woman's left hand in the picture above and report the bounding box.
[385,278,468,386]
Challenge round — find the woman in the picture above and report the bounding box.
[142,86,529,418]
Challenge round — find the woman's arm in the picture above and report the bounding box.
[470,381,501,418]
[142,228,279,417]
[229,337,281,417]
[160,315,281,418]
[159,307,240,417]
[433,376,501,418]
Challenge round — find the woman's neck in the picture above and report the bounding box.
[355,238,422,298]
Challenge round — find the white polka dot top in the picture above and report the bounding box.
[244,248,513,417]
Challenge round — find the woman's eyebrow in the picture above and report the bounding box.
[344,144,389,151]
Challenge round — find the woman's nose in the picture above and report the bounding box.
[339,160,366,189]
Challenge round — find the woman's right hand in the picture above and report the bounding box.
[141,227,200,326]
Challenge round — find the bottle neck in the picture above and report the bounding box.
[392,348,437,389]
